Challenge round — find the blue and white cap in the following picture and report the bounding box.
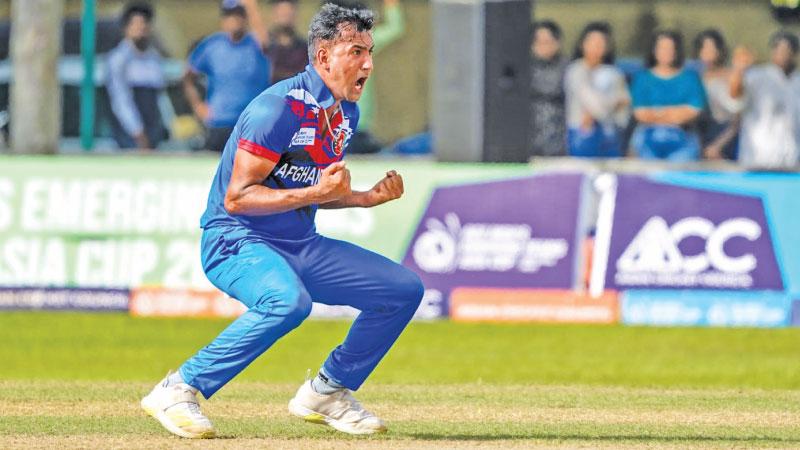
[221,0,246,16]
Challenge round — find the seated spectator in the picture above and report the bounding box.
[694,29,742,160]
[529,20,568,157]
[631,30,706,161]
[730,31,800,169]
[106,2,167,150]
[564,22,630,158]
[183,0,272,152]
[265,0,308,83]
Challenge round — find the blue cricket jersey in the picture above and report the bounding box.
[189,32,272,128]
[200,64,359,239]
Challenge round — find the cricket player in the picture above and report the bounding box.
[141,3,423,438]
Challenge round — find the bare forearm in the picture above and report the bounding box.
[225,184,325,215]
[635,107,699,125]
[709,117,740,149]
[182,75,205,113]
[241,0,269,48]
[319,190,375,209]
[663,106,700,125]
[730,68,745,98]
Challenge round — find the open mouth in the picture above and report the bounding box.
[355,77,367,90]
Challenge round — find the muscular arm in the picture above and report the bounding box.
[320,170,404,209]
[224,150,350,215]
[319,191,374,209]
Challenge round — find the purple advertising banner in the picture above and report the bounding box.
[402,173,585,309]
[605,176,783,291]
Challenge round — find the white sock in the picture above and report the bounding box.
[163,372,186,387]
[311,370,344,395]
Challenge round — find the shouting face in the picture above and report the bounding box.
[315,23,374,102]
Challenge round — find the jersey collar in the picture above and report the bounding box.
[303,64,336,109]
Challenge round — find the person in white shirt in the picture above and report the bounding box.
[564,21,630,158]
[693,29,743,160]
[730,30,800,169]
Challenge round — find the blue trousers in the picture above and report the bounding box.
[179,226,424,398]
[632,125,700,162]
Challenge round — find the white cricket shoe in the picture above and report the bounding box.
[288,380,387,435]
[141,376,216,439]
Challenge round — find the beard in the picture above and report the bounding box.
[230,29,246,42]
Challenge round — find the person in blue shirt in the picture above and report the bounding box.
[141,4,423,439]
[630,30,707,161]
[106,2,166,150]
[183,0,273,152]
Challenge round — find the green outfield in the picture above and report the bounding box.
[1,312,800,448]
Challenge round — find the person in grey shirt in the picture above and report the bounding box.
[529,20,567,157]
[564,22,629,158]
[730,30,800,169]
[106,2,166,150]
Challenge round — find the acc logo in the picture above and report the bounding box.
[615,216,764,289]
[618,216,760,274]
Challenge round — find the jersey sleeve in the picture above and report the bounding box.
[188,36,211,75]
[630,72,648,109]
[685,71,707,110]
[237,95,297,163]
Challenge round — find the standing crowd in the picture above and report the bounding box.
[105,0,403,154]
[530,21,800,169]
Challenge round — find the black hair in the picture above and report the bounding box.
[121,2,154,27]
[532,20,562,42]
[573,21,615,64]
[646,30,685,69]
[694,28,728,66]
[321,0,368,10]
[308,3,374,62]
[770,30,800,54]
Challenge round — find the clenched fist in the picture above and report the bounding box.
[367,170,404,206]
[316,161,352,203]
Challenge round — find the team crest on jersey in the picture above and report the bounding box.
[283,88,354,165]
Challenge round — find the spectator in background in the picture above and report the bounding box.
[694,29,742,161]
[324,0,404,154]
[106,2,166,150]
[183,0,272,152]
[529,20,567,157]
[730,31,800,169]
[265,0,308,83]
[631,30,706,161]
[564,22,629,158]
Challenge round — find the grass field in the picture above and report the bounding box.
[2,311,800,448]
